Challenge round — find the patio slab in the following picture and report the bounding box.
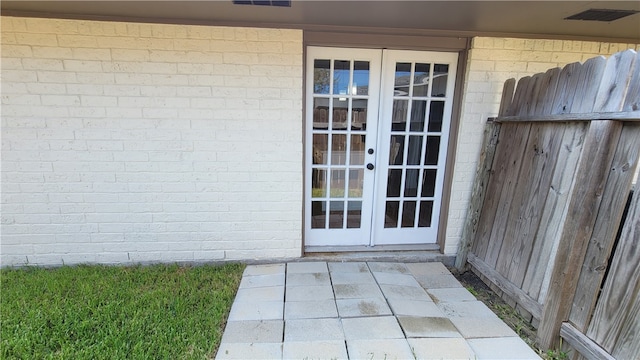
[346,339,415,360]
[282,340,348,360]
[215,261,542,359]
[336,297,392,317]
[341,316,405,340]
[220,320,283,343]
[284,318,344,341]
[408,337,476,359]
[468,337,542,359]
[284,300,338,320]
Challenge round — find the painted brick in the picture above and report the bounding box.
[3,16,636,266]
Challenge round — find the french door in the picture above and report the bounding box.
[305,47,457,248]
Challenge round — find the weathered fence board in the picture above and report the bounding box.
[538,120,623,347]
[623,51,640,112]
[521,123,587,301]
[461,49,640,357]
[586,189,640,356]
[560,323,615,360]
[569,124,640,331]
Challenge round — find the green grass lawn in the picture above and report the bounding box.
[1,263,245,360]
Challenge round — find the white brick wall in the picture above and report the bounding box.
[1,16,303,266]
[3,16,638,265]
[445,37,640,255]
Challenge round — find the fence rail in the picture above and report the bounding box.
[457,49,640,358]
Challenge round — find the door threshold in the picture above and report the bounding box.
[303,245,454,267]
[305,244,439,253]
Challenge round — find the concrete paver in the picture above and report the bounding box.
[397,316,462,338]
[282,340,348,360]
[372,271,422,287]
[284,318,344,341]
[239,273,285,289]
[336,297,392,317]
[334,283,384,299]
[285,272,331,286]
[243,264,285,276]
[216,342,282,359]
[284,300,338,320]
[437,300,501,318]
[220,320,283,343]
[427,287,478,302]
[285,285,334,301]
[406,261,450,276]
[346,339,414,360]
[468,337,542,359]
[450,316,518,338]
[227,300,283,321]
[379,283,431,300]
[408,337,476,359]
[367,262,409,273]
[328,261,369,273]
[341,316,405,340]
[216,261,542,360]
[287,261,328,273]
[415,273,463,288]
[234,286,284,302]
[329,271,376,284]
[387,298,444,317]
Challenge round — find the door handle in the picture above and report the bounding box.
[367,163,375,170]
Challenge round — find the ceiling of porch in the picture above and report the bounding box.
[2,1,639,41]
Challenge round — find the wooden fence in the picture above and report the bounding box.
[456,49,640,358]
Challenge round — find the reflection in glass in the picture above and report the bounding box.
[386,169,402,197]
[432,64,449,97]
[313,98,329,130]
[351,99,367,130]
[353,61,370,95]
[402,201,417,228]
[329,201,344,229]
[311,201,326,228]
[333,60,350,95]
[413,63,431,96]
[313,59,330,94]
[312,134,327,165]
[404,169,419,197]
[312,169,327,197]
[392,100,408,131]
[428,101,444,132]
[422,169,437,197]
[385,201,399,228]
[347,201,362,228]
[350,134,365,165]
[425,136,440,165]
[407,136,423,165]
[389,135,404,165]
[331,134,347,165]
[410,100,427,132]
[394,62,411,96]
[332,98,349,130]
[419,201,433,227]
[348,169,364,198]
[330,169,345,198]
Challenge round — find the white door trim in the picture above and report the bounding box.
[304,47,458,249]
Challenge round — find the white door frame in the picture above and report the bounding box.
[304,47,458,249]
[372,49,458,246]
[304,47,382,247]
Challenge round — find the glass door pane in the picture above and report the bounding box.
[305,47,381,247]
[373,50,458,246]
